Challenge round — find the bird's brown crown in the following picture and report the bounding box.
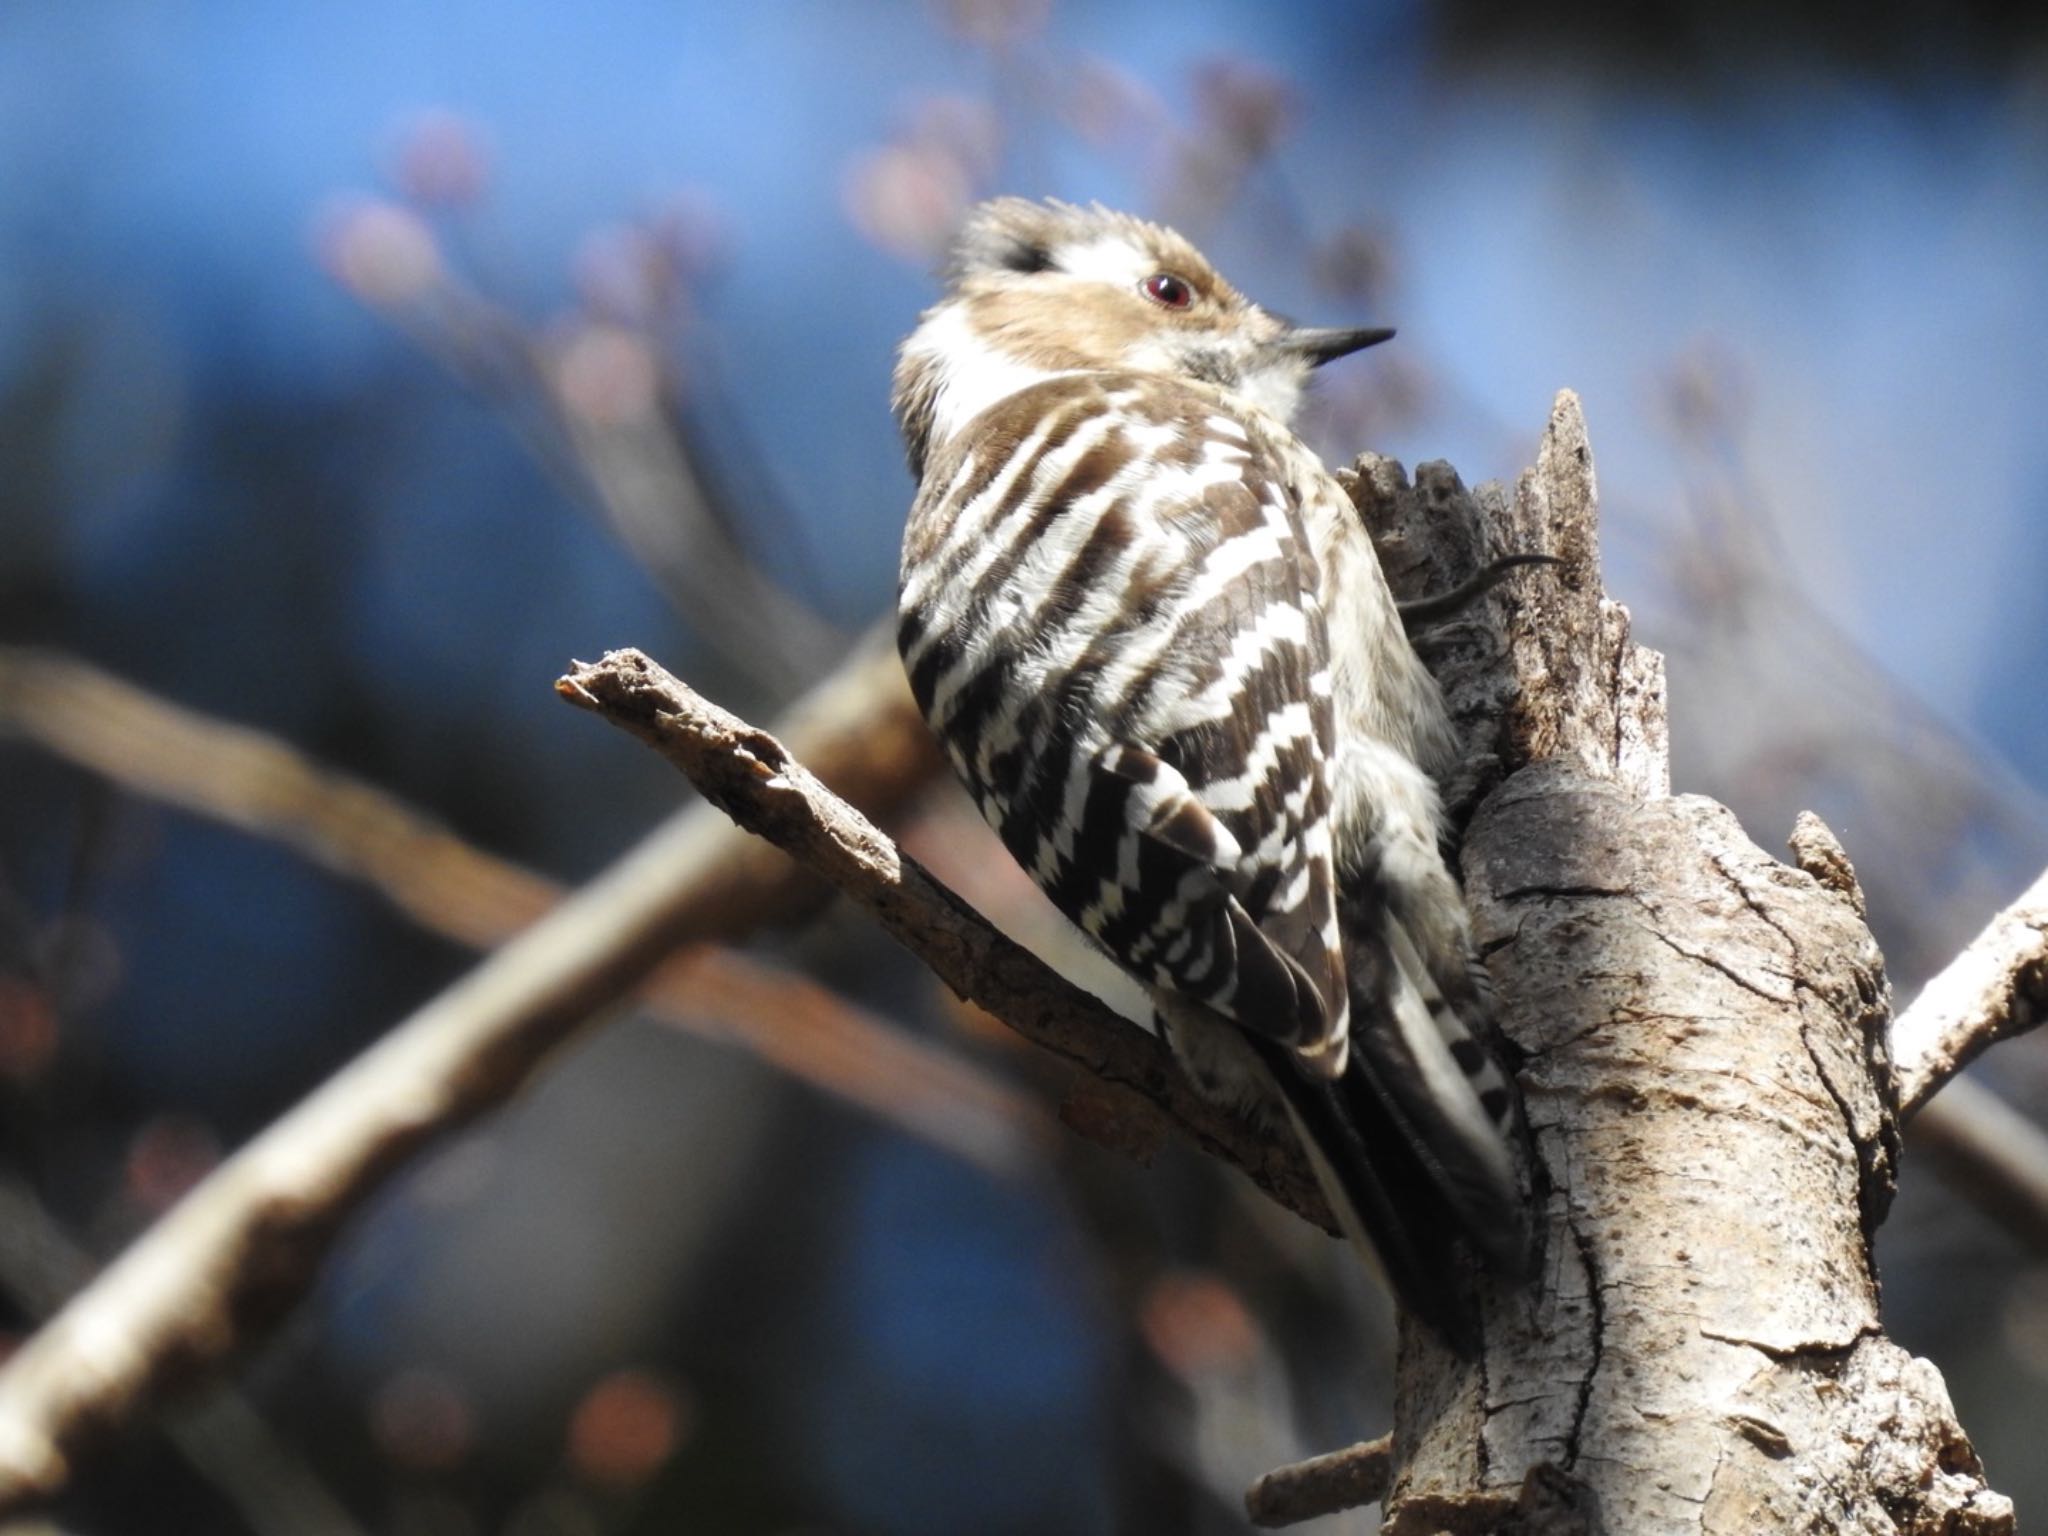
[893,199,1296,478]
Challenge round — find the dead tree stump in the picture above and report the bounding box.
[1343,393,2012,1535]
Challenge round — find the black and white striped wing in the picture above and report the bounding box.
[897,373,1351,1076]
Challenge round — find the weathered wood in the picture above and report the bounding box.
[1343,392,2009,1534]
[559,650,1336,1230]
[1245,1434,1392,1527]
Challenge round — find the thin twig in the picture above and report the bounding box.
[558,647,1333,1228]
[0,631,932,944]
[0,642,1037,1172]
[1891,865,2048,1120]
[1244,1434,1392,1527]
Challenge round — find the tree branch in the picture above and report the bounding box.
[0,628,936,946]
[0,799,755,1507]
[1244,1434,1391,1527]
[1890,863,2048,1119]
[1347,393,2010,1533]
[0,635,1023,1513]
[556,648,1334,1229]
[0,641,1040,1174]
[0,1178,372,1536]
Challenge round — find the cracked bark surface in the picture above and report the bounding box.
[1342,394,2012,1535]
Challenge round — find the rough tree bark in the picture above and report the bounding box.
[0,373,2022,1523]
[1350,393,2012,1533]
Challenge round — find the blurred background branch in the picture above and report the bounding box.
[0,1176,372,1536]
[1911,1078,2048,1255]
[3,4,2047,1531]
[0,769,919,1512]
[0,636,1051,1512]
[0,642,1036,1172]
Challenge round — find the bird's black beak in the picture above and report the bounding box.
[1269,324,1396,369]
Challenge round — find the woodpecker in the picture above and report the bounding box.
[893,198,1532,1349]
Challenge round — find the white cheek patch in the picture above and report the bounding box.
[904,304,1069,449]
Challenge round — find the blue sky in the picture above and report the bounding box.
[7,2,2041,784]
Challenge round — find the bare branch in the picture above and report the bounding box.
[339,233,841,692]
[1909,1076,2048,1252]
[557,647,1334,1229]
[1891,864,2048,1119]
[1244,1434,1391,1528]
[0,1179,371,1536]
[0,636,1027,1512]
[0,642,1038,1172]
[0,630,935,945]
[0,798,755,1506]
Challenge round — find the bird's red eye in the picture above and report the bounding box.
[1142,272,1194,310]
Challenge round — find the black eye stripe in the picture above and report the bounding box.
[1001,240,1055,274]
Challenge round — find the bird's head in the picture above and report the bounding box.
[893,197,1392,477]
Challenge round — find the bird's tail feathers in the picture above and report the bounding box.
[1248,1035,1485,1355]
[1353,920,1535,1280]
[1187,913,1536,1355]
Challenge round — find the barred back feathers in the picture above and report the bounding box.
[894,198,1532,1350]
